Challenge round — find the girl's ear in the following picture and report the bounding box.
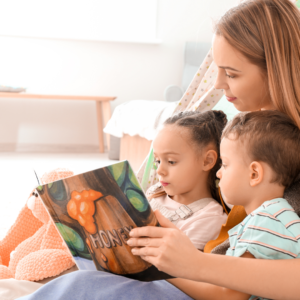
[203,150,218,171]
[249,161,264,187]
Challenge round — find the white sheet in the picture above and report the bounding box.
[0,279,42,300]
[104,100,177,141]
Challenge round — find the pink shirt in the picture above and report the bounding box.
[150,195,228,250]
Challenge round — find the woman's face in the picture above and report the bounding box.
[212,34,274,112]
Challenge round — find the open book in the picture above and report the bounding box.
[36,160,171,281]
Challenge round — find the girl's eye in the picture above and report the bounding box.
[168,161,176,165]
[222,163,227,168]
[225,73,235,79]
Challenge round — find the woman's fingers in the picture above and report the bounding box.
[129,226,202,279]
[131,246,160,257]
[130,225,173,238]
[127,237,162,247]
[129,211,179,239]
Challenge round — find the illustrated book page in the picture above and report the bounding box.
[37,160,172,281]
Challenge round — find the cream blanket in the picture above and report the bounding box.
[104,100,177,141]
[0,279,42,300]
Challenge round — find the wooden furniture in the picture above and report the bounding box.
[120,134,152,171]
[0,93,116,153]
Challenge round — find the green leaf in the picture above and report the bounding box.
[126,189,148,212]
[107,162,126,186]
[56,223,85,252]
[128,166,141,190]
[48,181,67,201]
[56,223,92,260]
[37,186,43,192]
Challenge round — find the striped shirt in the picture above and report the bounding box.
[226,198,300,300]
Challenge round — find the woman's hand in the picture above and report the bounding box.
[127,210,202,280]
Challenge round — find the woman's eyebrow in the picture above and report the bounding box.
[219,66,241,72]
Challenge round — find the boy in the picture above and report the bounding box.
[215,110,300,299]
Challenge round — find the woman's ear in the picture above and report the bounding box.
[249,161,264,187]
[203,150,218,171]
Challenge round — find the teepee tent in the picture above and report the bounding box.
[137,50,222,191]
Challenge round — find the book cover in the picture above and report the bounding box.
[36,160,172,281]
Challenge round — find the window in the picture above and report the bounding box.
[0,0,158,43]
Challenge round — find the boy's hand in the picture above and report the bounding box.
[127,210,202,279]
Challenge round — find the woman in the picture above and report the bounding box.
[18,0,300,299]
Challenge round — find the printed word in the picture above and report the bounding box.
[89,226,134,249]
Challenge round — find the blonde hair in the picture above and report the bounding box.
[215,0,300,129]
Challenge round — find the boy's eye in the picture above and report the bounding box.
[168,161,176,165]
[154,159,160,165]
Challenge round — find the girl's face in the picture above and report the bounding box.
[153,125,216,204]
[212,35,274,112]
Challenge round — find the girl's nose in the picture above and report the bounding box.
[216,168,222,179]
[156,163,166,176]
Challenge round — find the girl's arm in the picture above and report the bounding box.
[128,210,300,300]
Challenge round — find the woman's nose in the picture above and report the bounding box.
[214,70,229,91]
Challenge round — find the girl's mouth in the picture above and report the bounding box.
[160,181,169,187]
[226,96,237,102]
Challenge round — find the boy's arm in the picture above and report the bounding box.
[167,251,254,300]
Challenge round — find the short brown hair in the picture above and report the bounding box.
[215,0,300,129]
[222,111,300,187]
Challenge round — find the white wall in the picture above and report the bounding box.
[0,0,237,150]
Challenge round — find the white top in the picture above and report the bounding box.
[150,194,228,250]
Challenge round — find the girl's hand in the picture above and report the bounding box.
[127,210,202,279]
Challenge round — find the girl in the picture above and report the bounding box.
[147,110,228,250]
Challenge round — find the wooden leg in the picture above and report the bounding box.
[120,135,152,171]
[95,101,104,153]
[102,101,111,151]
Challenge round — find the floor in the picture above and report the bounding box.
[0,152,116,239]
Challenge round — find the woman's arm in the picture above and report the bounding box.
[182,251,299,300]
[128,210,300,300]
[167,278,249,300]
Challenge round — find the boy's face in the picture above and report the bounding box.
[153,125,210,202]
[217,136,251,207]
